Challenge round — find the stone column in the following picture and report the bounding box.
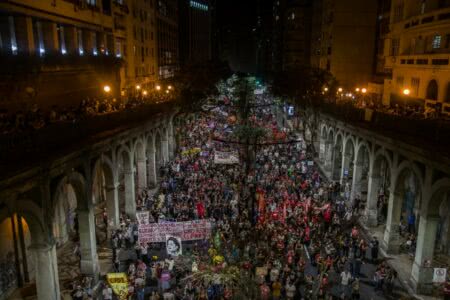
[162,138,169,164]
[350,160,364,203]
[78,210,99,277]
[382,190,403,253]
[318,139,326,163]
[365,173,381,227]
[105,183,120,228]
[410,215,439,293]
[0,16,12,54]
[123,168,136,217]
[64,26,78,55]
[147,149,157,187]
[41,21,59,53]
[14,16,34,54]
[29,243,60,300]
[168,122,175,160]
[324,142,333,172]
[136,158,147,192]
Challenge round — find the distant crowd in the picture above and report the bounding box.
[0,93,173,135]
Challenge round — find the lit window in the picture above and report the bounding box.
[432,35,442,49]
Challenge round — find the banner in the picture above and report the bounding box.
[166,235,182,256]
[214,151,239,164]
[136,211,150,225]
[106,273,128,300]
[138,219,213,244]
[181,148,201,156]
[433,268,447,283]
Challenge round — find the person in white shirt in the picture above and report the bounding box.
[102,285,113,300]
[340,269,352,297]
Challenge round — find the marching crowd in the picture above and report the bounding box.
[70,93,402,300]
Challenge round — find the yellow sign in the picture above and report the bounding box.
[181,147,201,156]
[106,273,128,300]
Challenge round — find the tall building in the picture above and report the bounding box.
[312,0,378,88]
[282,0,313,71]
[156,0,179,79]
[179,0,212,67]
[0,0,123,108]
[383,0,450,110]
[123,0,158,91]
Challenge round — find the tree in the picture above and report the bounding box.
[272,67,337,156]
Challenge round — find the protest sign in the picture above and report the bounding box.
[214,151,239,164]
[433,268,447,283]
[136,211,150,225]
[106,273,128,300]
[138,219,213,244]
[166,235,182,256]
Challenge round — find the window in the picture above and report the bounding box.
[391,38,400,56]
[426,80,438,100]
[394,2,404,22]
[411,77,420,96]
[432,35,442,49]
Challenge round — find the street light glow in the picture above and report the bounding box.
[338,87,343,92]
[136,85,141,90]
[103,85,111,93]
[361,88,367,94]
[166,90,170,94]
[403,88,410,95]
[355,88,360,92]
[168,85,173,90]
[143,90,148,96]
[324,87,329,92]
[156,85,161,91]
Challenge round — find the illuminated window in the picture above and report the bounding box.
[432,35,442,49]
[189,0,208,11]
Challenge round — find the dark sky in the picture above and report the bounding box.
[216,0,259,73]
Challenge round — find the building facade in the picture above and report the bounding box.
[312,0,378,88]
[179,0,212,67]
[156,0,178,79]
[383,0,450,112]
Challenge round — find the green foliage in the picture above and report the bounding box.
[232,125,267,143]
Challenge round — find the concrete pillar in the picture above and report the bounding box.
[0,16,12,54]
[350,161,364,203]
[14,16,34,54]
[410,215,439,293]
[365,173,381,227]
[324,142,333,171]
[123,168,136,217]
[105,183,120,228]
[162,138,169,164]
[29,243,60,300]
[64,26,78,54]
[136,158,147,191]
[168,122,175,160]
[147,149,157,187]
[42,21,59,53]
[78,210,99,277]
[319,138,326,163]
[382,190,403,253]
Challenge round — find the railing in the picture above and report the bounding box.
[0,102,174,172]
[319,102,450,153]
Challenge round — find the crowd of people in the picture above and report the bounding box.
[0,92,173,135]
[67,90,414,300]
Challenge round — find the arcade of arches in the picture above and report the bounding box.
[317,118,450,294]
[0,117,175,300]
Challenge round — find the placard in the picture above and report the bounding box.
[136,211,150,225]
[166,235,182,256]
[214,151,239,164]
[433,268,447,283]
[106,273,128,300]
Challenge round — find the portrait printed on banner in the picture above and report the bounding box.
[165,235,182,257]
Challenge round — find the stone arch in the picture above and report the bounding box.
[383,161,423,253]
[319,124,329,163]
[92,155,118,228]
[116,144,136,216]
[351,139,371,202]
[332,132,344,181]
[341,134,356,185]
[133,137,147,196]
[426,79,438,100]
[154,129,163,172]
[0,198,60,300]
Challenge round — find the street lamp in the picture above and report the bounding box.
[355,88,360,92]
[136,85,141,90]
[361,88,367,94]
[143,90,148,96]
[166,90,170,94]
[403,88,410,95]
[156,85,161,91]
[103,85,111,93]
[324,87,329,92]
[168,85,173,90]
[338,87,343,92]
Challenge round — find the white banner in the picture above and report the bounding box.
[166,235,182,257]
[138,219,213,244]
[214,151,239,164]
[136,211,150,225]
[433,268,447,283]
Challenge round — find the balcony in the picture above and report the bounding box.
[385,53,450,68]
[398,6,450,32]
